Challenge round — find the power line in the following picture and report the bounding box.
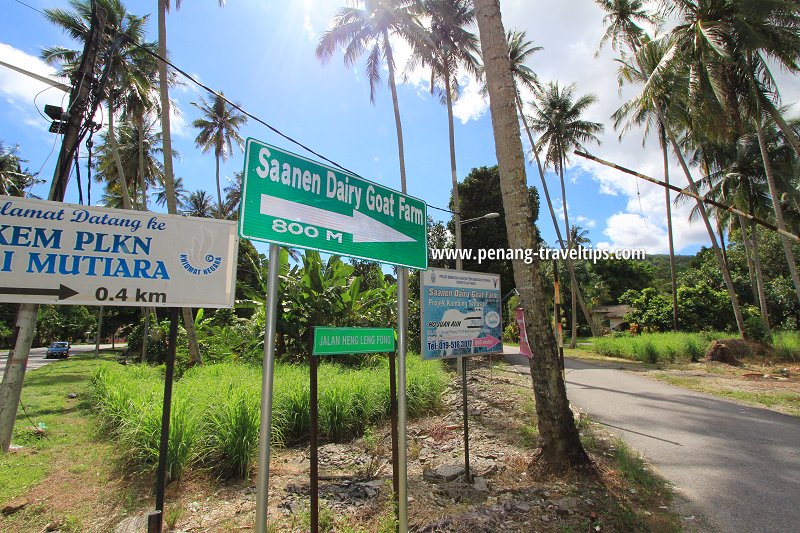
[12,0,456,215]
[130,41,363,176]
[12,0,44,16]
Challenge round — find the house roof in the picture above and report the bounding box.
[591,305,629,319]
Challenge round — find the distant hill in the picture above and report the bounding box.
[646,254,695,293]
[646,254,695,273]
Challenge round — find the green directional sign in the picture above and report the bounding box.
[239,138,428,269]
[312,327,396,355]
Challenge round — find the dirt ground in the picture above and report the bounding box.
[2,361,688,533]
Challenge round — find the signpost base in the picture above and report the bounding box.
[461,357,471,484]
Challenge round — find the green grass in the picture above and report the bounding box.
[773,331,800,361]
[91,356,447,480]
[592,331,800,364]
[592,331,724,363]
[612,439,669,492]
[0,351,119,504]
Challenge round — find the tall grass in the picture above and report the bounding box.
[592,332,725,363]
[91,356,446,480]
[773,331,800,362]
[592,331,800,363]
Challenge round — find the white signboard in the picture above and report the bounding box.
[420,267,503,359]
[0,196,239,308]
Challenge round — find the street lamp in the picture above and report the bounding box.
[459,212,500,225]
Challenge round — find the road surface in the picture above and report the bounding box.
[505,348,800,533]
[1,343,123,372]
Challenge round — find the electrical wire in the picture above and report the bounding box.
[12,0,44,16]
[14,0,456,215]
[33,85,56,122]
[18,398,48,439]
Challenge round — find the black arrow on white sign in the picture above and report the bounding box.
[0,284,79,300]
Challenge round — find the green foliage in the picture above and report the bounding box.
[743,306,771,344]
[503,319,520,343]
[773,331,800,362]
[633,340,660,364]
[454,165,540,294]
[619,288,673,332]
[125,316,179,363]
[591,258,656,303]
[237,249,397,363]
[90,357,446,480]
[34,305,97,345]
[593,332,725,363]
[0,140,40,196]
[620,282,735,333]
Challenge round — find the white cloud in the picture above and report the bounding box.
[0,42,69,132]
[0,42,66,101]
[500,0,719,253]
[453,73,489,123]
[168,99,188,138]
[303,0,317,42]
[575,215,596,229]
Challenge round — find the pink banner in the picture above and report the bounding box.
[515,307,532,358]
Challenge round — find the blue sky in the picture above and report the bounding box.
[2,0,799,258]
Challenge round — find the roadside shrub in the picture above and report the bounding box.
[91,356,446,480]
[198,387,261,479]
[591,332,727,363]
[503,320,519,343]
[593,336,626,358]
[683,336,703,362]
[742,306,771,344]
[633,340,659,364]
[773,331,800,362]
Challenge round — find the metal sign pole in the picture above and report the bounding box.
[396,267,409,533]
[461,357,471,483]
[309,328,319,533]
[255,243,281,531]
[150,306,179,533]
[389,349,400,520]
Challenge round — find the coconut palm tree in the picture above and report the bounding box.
[183,190,215,218]
[689,132,778,329]
[154,176,188,211]
[653,0,800,333]
[222,171,243,220]
[316,0,420,194]
[529,82,603,347]
[595,0,656,54]
[191,92,247,218]
[118,49,161,213]
[660,0,800,159]
[406,0,480,258]
[0,142,39,197]
[42,0,157,211]
[613,34,684,331]
[94,118,166,209]
[472,0,589,473]
[157,0,226,367]
[505,30,599,337]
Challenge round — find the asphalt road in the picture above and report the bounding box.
[505,348,800,533]
[1,343,123,372]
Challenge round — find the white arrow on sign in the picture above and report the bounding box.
[260,194,415,244]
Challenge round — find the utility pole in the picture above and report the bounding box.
[0,5,108,452]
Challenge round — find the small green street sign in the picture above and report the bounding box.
[312,327,396,355]
[239,138,428,269]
